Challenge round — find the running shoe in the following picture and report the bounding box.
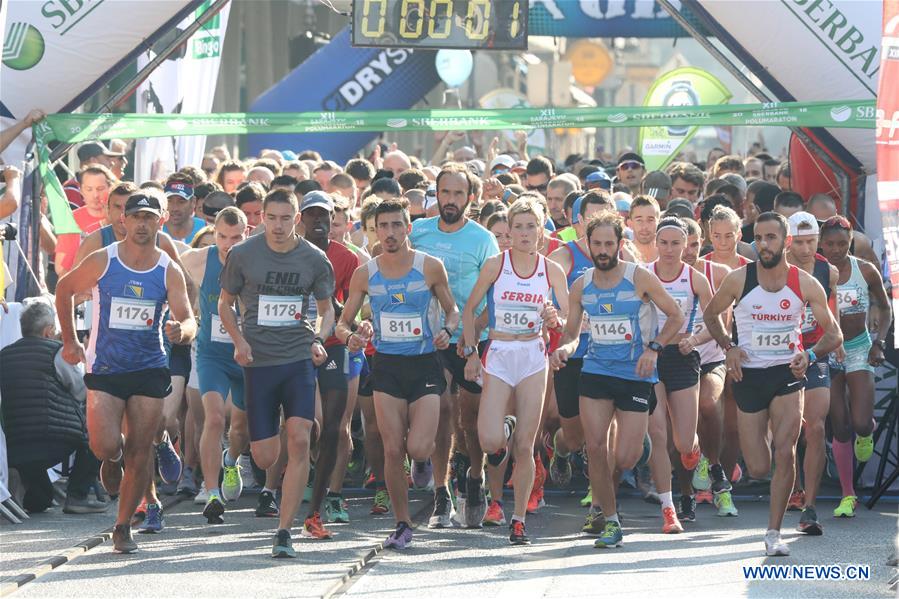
[527,456,546,514]
[411,459,433,489]
[131,498,148,526]
[428,487,455,528]
[636,432,653,469]
[680,447,701,471]
[113,524,137,554]
[324,496,350,524]
[256,490,280,518]
[203,493,225,524]
[464,468,487,527]
[371,488,391,515]
[176,467,198,497]
[138,503,164,533]
[221,450,243,502]
[798,506,823,535]
[194,483,210,505]
[620,468,637,489]
[691,456,711,491]
[787,489,805,511]
[364,472,377,489]
[509,519,530,545]
[661,507,684,534]
[677,495,696,523]
[764,529,789,556]
[100,456,124,497]
[451,452,470,497]
[272,529,296,558]
[833,495,857,518]
[483,499,506,526]
[594,521,623,548]
[487,416,517,468]
[731,463,743,484]
[384,521,413,549]
[155,433,183,485]
[714,490,739,516]
[855,434,874,462]
[582,508,605,535]
[695,490,714,505]
[303,512,333,539]
[580,485,593,507]
[709,463,733,494]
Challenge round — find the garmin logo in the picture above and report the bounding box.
[324,49,411,111]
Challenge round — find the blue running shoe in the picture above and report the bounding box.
[138,503,164,533]
[272,529,296,558]
[594,521,623,548]
[384,521,413,549]
[155,433,182,485]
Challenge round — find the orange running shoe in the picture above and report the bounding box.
[695,490,714,505]
[483,499,506,526]
[787,490,805,511]
[662,507,684,534]
[131,498,148,525]
[303,512,333,539]
[527,456,546,514]
[680,447,701,471]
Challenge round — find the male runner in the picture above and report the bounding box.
[783,212,839,533]
[337,198,458,548]
[409,164,500,528]
[218,189,335,558]
[180,207,249,524]
[703,212,842,556]
[55,190,197,553]
[627,195,661,263]
[550,212,684,549]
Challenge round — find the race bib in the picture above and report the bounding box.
[589,315,634,344]
[801,305,818,334]
[669,290,690,311]
[258,295,304,327]
[750,324,796,355]
[109,297,156,331]
[837,286,862,314]
[495,305,541,335]
[210,313,236,344]
[380,313,423,341]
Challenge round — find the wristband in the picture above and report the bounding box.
[806,348,817,363]
[441,326,453,338]
[314,336,325,346]
[346,332,356,346]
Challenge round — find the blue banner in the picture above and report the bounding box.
[528,0,699,38]
[248,28,440,163]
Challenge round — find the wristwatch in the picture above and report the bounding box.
[647,341,663,353]
[722,340,736,352]
[462,345,478,358]
[873,338,886,351]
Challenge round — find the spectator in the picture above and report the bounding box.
[0,299,105,514]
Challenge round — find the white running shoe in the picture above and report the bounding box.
[764,529,790,556]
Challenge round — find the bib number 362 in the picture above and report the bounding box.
[258,295,304,327]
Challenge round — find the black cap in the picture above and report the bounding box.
[617,152,645,166]
[202,191,235,218]
[77,141,124,162]
[124,193,162,217]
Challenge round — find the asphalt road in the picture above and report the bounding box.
[1,489,896,599]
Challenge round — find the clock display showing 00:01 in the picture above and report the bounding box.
[352,0,528,50]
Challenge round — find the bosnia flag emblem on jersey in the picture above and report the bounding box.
[124,284,144,299]
[390,292,405,304]
[599,303,614,314]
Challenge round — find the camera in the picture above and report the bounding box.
[1,222,17,241]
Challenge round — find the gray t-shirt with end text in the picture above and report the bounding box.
[219,234,334,367]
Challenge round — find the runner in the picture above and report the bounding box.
[783,212,839,534]
[409,164,500,529]
[818,215,892,519]
[162,174,207,244]
[336,198,458,549]
[218,188,335,558]
[626,195,660,264]
[550,212,685,549]
[678,218,737,520]
[55,190,197,553]
[462,199,569,544]
[703,212,842,556]
[179,207,249,524]
[646,217,713,534]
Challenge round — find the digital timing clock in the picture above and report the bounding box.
[351,0,528,50]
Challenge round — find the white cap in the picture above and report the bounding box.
[788,211,820,236]
[488,154,515,173]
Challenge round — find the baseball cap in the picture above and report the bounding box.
[585,170,612,190]
[665,199,695,220]
[124,193,162,217]
[489,154,515,173]
[164,181,194,200]
[301,190,334,213]
[617,152,645,167]
[511,160,528,174]
[466,159,485,178]
[642,170,672,201]
[788,211,820,236]
[571,195,584,224]
[77,141,124,162]
[202,191,236,218]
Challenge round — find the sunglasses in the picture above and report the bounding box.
[527,183,548,193]
[618,161,643,171]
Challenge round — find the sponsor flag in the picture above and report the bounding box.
[637,67,731,171]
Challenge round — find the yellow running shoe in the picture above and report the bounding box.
[833,495,857,518]
[580,485,592,507]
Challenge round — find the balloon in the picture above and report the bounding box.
[435,49,474,89]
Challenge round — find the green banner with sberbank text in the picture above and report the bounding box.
[34,100,876,234]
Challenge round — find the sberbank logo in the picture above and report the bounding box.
[2,22,45,71]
